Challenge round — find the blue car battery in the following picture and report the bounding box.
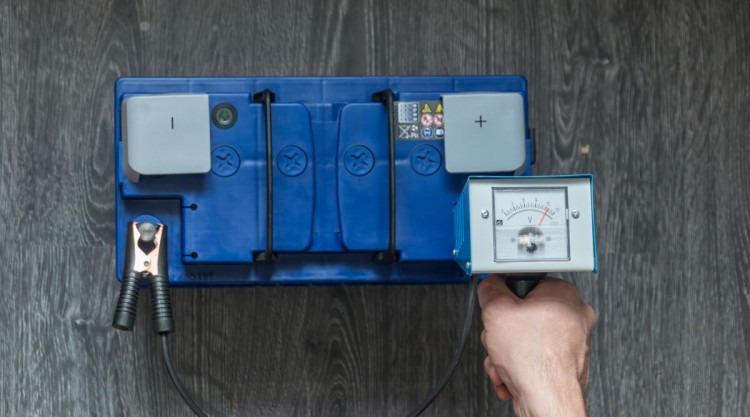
[114,76,533,286]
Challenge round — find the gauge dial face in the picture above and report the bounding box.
[493,187,570,262]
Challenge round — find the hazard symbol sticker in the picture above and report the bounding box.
[434,113,444,127]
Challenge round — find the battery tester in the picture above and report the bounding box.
[111,77,598,416]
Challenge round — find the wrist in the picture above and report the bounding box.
[515,377,587,417]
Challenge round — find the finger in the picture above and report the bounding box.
[586,303,597,328]
[484,356,502,387]
[477,275,517,308]
[525,276,580,301]
[496,383,512,401]
[580,352,590,394]
[484,356,512,401]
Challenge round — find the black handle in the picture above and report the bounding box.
[253,89,277,263]
[150,274,174,335]
[372,88,399,263]
[505,276,544,298]
[113,271,142,331]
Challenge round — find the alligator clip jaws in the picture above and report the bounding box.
[112,222,169,331]
[125,222,167,278]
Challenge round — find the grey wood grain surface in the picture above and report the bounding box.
[1,0,749,416]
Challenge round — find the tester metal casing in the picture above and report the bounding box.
[454,175,598,275]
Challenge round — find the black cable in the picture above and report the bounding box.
[405,274,478,417]
[161,334,209,417]
[157,274,477,417]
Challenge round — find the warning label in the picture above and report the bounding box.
[397,102,419,124]
[395,101,444,140]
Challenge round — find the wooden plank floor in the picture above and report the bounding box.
[1,1,748,416]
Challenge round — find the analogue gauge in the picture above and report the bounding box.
[493,187,570,262]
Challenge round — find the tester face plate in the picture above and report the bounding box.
[493,187,570,262]
[114,77,531,286]
[454,175,597,275]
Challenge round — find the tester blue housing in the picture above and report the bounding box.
[114,76,532,286]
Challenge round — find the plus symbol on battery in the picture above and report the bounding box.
[475,116,487,128]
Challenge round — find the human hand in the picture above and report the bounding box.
[478,275,595,417]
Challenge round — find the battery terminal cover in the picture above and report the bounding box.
[442,92,526,174]
[122,94,211,183]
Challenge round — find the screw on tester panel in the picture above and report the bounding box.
[111,77,597,417]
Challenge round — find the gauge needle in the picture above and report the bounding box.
[537,207,550,226]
